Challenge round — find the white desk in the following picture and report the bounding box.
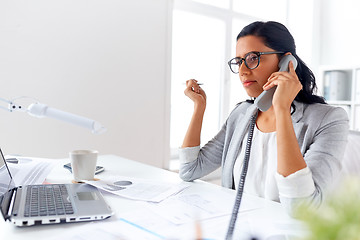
[1,155,305,239]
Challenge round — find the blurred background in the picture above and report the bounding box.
[0,0,359,169]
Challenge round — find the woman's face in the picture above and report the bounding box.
[236,35,280,98]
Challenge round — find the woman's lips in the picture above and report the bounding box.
[242,80,256,87]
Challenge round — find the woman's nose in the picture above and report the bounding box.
[238,61,249,76]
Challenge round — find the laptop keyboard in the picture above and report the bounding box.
[24,184,74,217]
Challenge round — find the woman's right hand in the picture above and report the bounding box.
[182,79,206,148]
[184,79,206,109]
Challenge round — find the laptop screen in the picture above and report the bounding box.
[0,149,15,196]
[0,149,16,220]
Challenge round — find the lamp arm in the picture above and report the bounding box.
[0,96,38,113]
[0,97,106,134]
[27,103,107,134]
[0,97,12,112]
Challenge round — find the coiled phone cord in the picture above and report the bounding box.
[225,110,258,240]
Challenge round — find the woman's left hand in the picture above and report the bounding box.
[262,60,302,112]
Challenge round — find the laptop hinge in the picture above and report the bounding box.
[7,188,17,219]
[1,187,17,221]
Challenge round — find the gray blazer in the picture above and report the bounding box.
[179,101,349,212]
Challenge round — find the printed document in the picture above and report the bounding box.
[84,176,190,202]
[5,156,57,186]
[144,191,261,224]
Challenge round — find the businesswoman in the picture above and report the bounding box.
[179,21,349,214]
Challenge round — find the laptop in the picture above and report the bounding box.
[0,148,113,226]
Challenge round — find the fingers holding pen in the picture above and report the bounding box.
[185,79,202,93]
[184,79,206,106]
[184,79,204,97]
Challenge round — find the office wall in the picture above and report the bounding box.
[0,0,172,168]
[320,0,360,65]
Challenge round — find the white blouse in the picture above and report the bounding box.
[233,126,315,202]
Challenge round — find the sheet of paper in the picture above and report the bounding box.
[5,156,58,186]
[117,209,183,239]
[49,208,255,240]
[49,209,191,240]
[47,191,275,240]
[116,209,231,240]
[84,176,190,202]
[248,216,307,240]
[144,190,261,225]
[49,216,167,240]
[197,214,253,240]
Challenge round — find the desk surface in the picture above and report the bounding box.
[1,155,305,239]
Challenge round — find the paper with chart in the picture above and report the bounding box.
[48,214,168,240]
[84,176,190,202]
[5,156,58,186]
[144,191,262,225]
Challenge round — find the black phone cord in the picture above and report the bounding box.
[225,110,258,240]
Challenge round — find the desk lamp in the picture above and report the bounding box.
[0,96,106,134]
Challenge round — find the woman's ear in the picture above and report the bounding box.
[278,52,291,61]
[279,52,293,62]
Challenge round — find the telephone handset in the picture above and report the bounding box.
[254,55,298,112]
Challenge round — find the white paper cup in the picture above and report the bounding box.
[70,150,98,182]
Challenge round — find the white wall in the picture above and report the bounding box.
[320,0,360,66]
[0,0,172,168]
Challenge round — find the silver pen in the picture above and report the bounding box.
[182,83,203,85]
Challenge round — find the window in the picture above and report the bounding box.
[170,9,225,153]
[229,19,252,109]
[233,0,287,22]
[170,0,315,168]
[191,0,229,9]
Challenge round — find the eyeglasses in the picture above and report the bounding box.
[228,51,284,74]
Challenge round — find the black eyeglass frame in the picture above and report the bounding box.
[228,51,284,74]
